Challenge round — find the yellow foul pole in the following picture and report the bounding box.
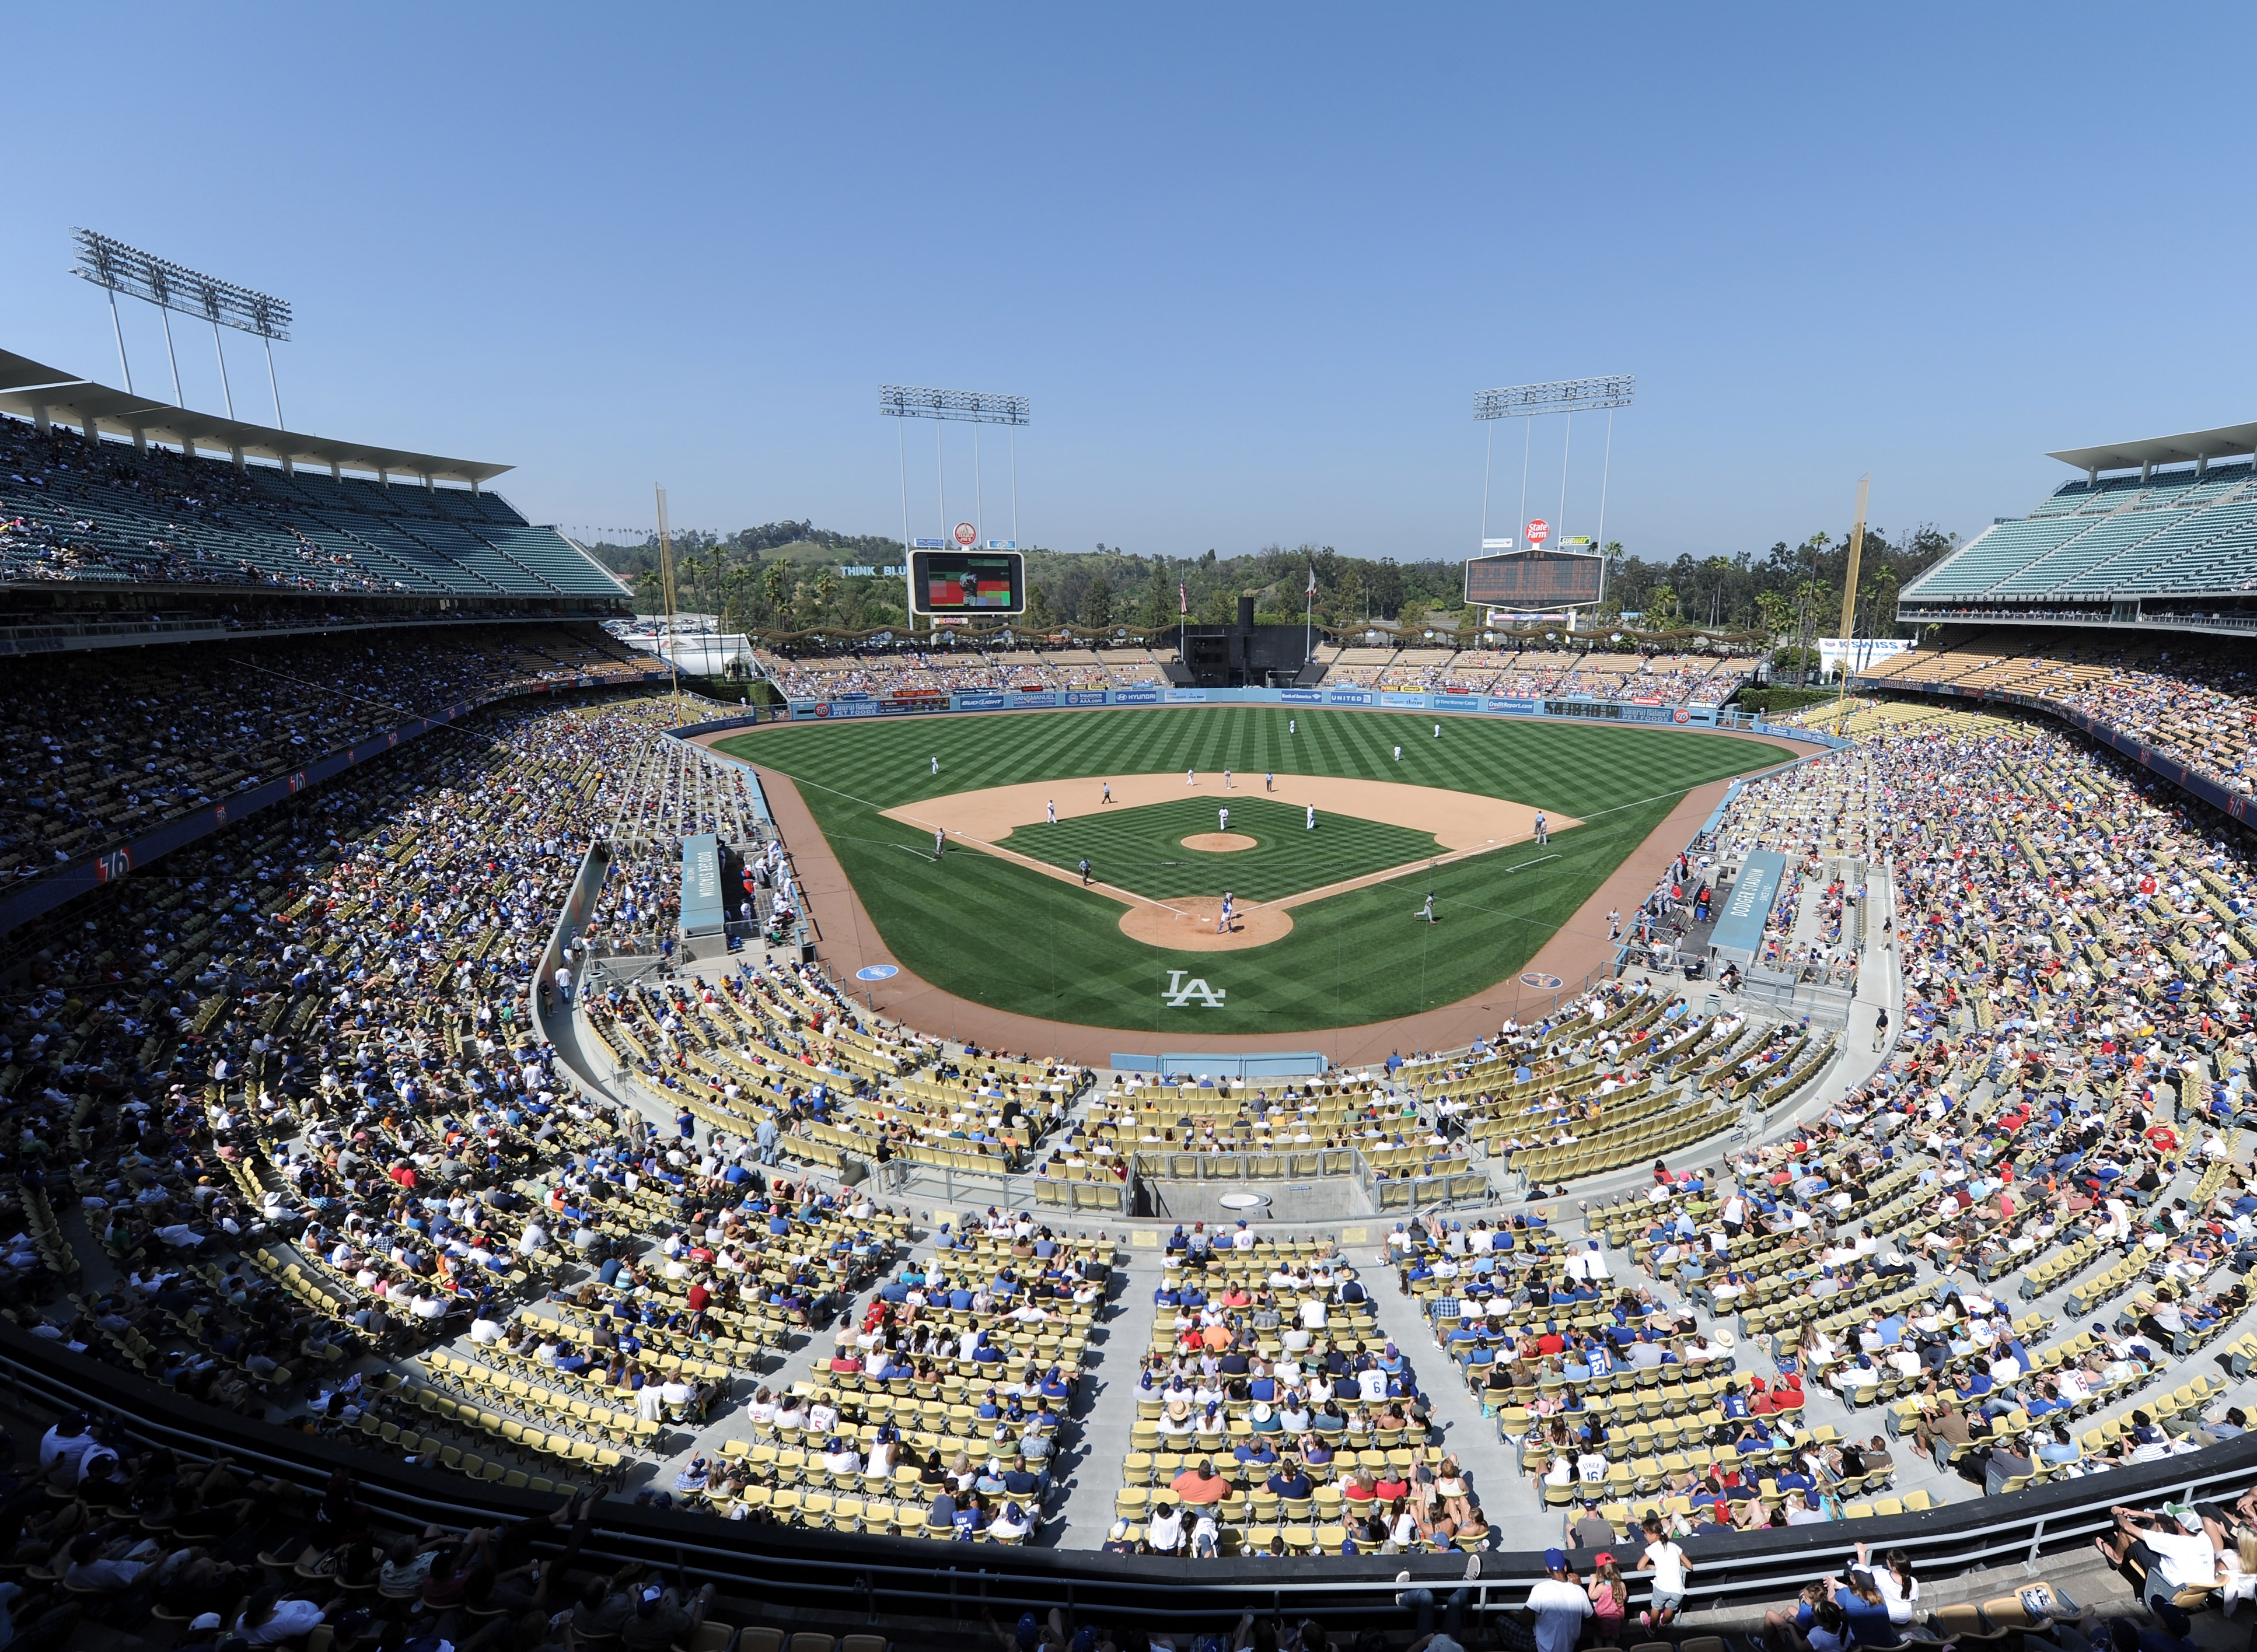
[1836,474,1870,718]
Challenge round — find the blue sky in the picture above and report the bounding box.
[8,7,2253,565]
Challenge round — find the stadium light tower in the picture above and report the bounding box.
[879,385,1032,561]
[71,229,294,428]
[1472,374,1635,561]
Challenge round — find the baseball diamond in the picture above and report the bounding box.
[714,706,1787,1035]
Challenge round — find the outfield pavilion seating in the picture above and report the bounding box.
[0,411,619,596]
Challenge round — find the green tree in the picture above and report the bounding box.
[1078,574,1114,630]
[1397,598,1430,634]
[761,561,794,628]
[1025,584,1055,629]
[1140,565,1175,631]
[1754,589,1794,637]
[811,568,840,620]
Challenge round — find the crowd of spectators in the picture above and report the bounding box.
[0,625,654,881]
[753,645,1166,700]
[1863,635,2257,804]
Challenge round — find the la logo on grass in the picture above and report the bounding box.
[1162,970,1226,1009]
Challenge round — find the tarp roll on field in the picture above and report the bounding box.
[679,832,726,936]
[1708,846,1786,965]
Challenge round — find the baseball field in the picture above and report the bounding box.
[714,706,1783,1037]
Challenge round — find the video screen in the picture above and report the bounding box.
[912,550,1023,614]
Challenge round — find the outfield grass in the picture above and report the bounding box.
[1001,795,1440,903]
[717,708,1783,1035]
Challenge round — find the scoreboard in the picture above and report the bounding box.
[909,550,1025,617]
[1463,549,1605,610]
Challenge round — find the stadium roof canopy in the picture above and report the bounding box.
[2048,421,2257,476]
[0,346,511,487]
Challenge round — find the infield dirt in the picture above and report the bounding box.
[876,772,1573,953]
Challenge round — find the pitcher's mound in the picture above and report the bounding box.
[1119,897,1293,951]
[1180,832,1256,852]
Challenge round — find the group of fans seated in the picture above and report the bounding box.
[0,625,651,880]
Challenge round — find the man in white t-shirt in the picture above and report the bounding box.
[1528,1549,1594,1652]
[2100,1503,2223,1606]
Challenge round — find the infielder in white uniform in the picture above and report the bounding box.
[1305,804,1316,830]
[932,827,945,858]
[1218,806,1229,833]
[1047,799,1056,824]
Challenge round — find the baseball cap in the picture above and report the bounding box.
[191,1615,225,1632]
[1544,1546,1567,1570]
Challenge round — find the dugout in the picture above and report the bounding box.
[679,831,728,937]
[1707,846,1786,968]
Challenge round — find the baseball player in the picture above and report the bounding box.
[1288,718,1296,734]
[1224,769,1232,789]
[1421,892,1436,923]
[1079,858,1093,886]
[1265,772,1274,792]
[1434,723,1441,738]
[1393,744,1402,762]
[1187,767,1195,786]
[1305,804,1316,831]
[1047,799,1057,824]
[932,827,945,859]
[931,755,939,775]
[1535,811,1549,845]
[1218,892,1234,934]
[1219,806,1230,833]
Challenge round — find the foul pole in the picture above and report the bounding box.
[1836,474,1870,716]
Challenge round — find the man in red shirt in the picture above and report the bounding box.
[1169,1459,1228,1506]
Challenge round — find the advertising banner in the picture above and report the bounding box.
[1279,688,1323,703]
[1010,692,1058,709]
[1164,688,1208,703]
[955,693,1007,710]
[1379,692,1427,708]
[878,697,943,715]
[1064,690,1110,706]
[1486,697,1541,714]
[1325,689,1372,705]
[1112,688,1160,704]
[1434,695,1479,712]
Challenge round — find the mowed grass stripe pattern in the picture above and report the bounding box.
[720,708,1781,1033]
[1001,795,1440,904]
